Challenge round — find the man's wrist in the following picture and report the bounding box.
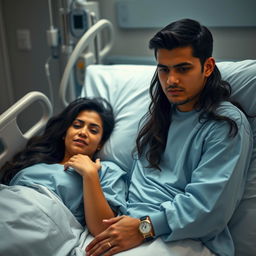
[138,216,155,242]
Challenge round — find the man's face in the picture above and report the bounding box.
[156,46,214,112]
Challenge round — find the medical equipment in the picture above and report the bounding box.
[46,0,102,107]
[69,8,88,38]
[0,18,255,255]
[46,0,100,54]
[59,19,114,106]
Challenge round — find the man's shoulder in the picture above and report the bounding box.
[217,101,244,117]
[216,101,250,128]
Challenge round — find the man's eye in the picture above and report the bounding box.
[158,67,169,73]
[177,67,190,73]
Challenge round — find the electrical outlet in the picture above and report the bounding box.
[16,29,32,50]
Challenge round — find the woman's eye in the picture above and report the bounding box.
[72,123,81,129]
[90,129,98,134]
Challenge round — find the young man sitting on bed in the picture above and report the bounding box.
[85,19,253,256]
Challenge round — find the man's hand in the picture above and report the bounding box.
[86,215,144,256]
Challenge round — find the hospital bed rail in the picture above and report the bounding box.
[0,91,52,170]
[59,19,114,107]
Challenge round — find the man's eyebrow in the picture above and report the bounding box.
[157,62,193,68]
[157,64,168,68]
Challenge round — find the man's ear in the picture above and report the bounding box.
[204,57,215,77]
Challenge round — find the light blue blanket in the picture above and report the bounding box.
[0,184,88,256]
[0,184,215,256]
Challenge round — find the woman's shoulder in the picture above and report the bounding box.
[9,163,63,185]
[21,163,63,172]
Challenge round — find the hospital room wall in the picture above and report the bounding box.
[0,0,62,118]
[0,0,256,122]
[0,0,13,114]
[96,0,256,63]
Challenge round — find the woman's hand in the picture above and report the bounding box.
[65,154,115,235]
[86,215,144,256]
[64,154,101,177]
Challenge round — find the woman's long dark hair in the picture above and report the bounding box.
[1,97,114,184]
[136,19,248,170]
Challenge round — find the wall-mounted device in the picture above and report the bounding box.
[69,8,89,38]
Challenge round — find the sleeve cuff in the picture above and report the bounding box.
[149,211,171,237]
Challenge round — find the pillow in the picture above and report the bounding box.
[82,60,256,256]
[218,60,256,256]
[82,64,155,172]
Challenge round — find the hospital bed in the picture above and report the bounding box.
[0,19,256,256]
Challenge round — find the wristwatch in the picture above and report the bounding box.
[138,216,155,241]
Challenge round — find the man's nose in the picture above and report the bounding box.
[167,71,179,85]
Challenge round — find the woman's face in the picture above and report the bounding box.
[62,110,103,162]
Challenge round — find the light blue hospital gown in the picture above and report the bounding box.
[127,102,253,256]
[0,161,127,256]
[9,161,127,225]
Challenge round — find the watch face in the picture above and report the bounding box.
[139,221,151,233]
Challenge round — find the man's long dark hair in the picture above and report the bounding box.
[1,97,115,184]
[136,19,244,170]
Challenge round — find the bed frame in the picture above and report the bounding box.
[59,19,114,107]
[0,91,52,170]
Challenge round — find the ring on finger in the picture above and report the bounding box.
[107,242,112,248]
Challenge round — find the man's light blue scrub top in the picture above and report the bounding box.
[127,102,253,256]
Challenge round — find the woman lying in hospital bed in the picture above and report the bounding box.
[0,97,127,256]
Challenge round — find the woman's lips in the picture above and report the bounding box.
[73,139,88,146]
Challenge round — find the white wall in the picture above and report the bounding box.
[96,0,256,62]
